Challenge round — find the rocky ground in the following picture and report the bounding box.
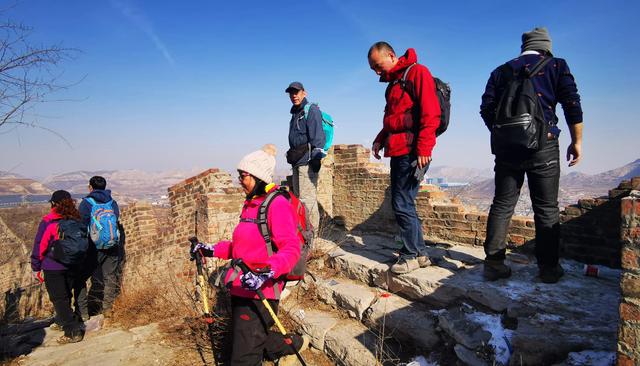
[279,232,619,366]
[4,231,620,366]
[4,316,179,366]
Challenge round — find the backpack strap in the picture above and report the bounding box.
[525,56,552,78]
[86,197,97,206]
[386,63,417,101]
[302,102,318,121]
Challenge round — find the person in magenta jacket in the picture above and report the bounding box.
[193,144,305,366]
[30,190,85,344]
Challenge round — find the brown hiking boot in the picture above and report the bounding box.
[483,259,512,281]
[390,258,419,274]
[417,256,431,268]
[56,333,83,344]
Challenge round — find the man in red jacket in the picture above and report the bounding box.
[368,41,441,274]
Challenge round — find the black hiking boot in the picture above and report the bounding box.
[539,264,565,284]
[483,259,512,281]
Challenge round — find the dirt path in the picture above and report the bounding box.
[15,321,176,366]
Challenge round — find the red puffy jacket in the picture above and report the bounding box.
[374,48,441,157]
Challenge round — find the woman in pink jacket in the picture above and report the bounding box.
[194,144,305,366]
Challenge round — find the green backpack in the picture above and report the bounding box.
[303,103,334,156]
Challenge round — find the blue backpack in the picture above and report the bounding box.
[303,103,334,156]
[86,198,120,249]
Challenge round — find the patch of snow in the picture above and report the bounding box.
[404,355,438,366]
[466,311,513,366]
[563,350,615,366]
[532,313,563,322]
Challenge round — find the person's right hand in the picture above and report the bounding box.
[192,242,215,253]
[372,142,382,160]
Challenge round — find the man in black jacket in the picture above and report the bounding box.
[480,27,583,284]
[285,81,325,234]
[78,175,122,317]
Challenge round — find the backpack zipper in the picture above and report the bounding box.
[494,120,531,128]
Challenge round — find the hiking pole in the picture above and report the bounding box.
[189,236,216,365]
[232,259,307,366]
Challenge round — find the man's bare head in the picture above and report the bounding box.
[368,41,398,76]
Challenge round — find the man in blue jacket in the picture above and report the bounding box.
[480,27,584,284]
[78,175,122,317]
[285,81,325,234]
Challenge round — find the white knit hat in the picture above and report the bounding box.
[236,144,277,183]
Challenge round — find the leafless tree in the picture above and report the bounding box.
[0,12,79,138]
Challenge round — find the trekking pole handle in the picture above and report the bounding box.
[188,236,205,275]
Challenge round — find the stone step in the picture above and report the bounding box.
[309,274,440,351]
[285,306,381,366]
[315,234,620,365]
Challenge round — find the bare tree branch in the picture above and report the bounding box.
[0,12,80,135]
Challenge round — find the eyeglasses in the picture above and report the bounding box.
[238,171,251,181]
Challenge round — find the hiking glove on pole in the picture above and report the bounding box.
[240,270,275,291]
[192,242,215,254]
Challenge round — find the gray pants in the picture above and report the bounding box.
[88,247,123,312]
[292,165,319,233]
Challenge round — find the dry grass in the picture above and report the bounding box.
[110,269,231,366]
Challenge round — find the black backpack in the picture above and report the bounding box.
[395,63,451,136]
[491,57,552,155]
[51,219,89,266]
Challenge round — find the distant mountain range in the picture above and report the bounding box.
[445,158,640,214]
[0,159,638,209]
[0,169,192,202]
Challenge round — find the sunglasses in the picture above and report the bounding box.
[238,171,251,181]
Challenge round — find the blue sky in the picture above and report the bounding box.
[1,0,638,178]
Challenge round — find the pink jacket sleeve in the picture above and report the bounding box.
[213,240,232,259]
[265,196,301,277]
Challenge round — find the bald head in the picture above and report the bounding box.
[368,41,395,59]
[368,41,398,76]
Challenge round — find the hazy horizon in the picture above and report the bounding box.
[1,0,638,178]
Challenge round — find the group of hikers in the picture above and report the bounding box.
[30,176,122,344]
[29,27,583,366]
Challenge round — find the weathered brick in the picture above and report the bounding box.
[622,273,640,297]
[563,205,582,216]
[620,301,640,322]
[622,248,640,270]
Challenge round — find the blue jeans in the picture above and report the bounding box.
[484,139,561,267]
[390,155,427,260]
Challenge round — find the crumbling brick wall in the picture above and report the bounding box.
[329,144,535,247]
[0,215,51,322]
[120,169,244,291]
[559,182,630,268]
[617,178,640,365]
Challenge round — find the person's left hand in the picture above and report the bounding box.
[240,270,275,291]
[566,142,582,167]
[417,155,432,169]
[309,159,321,173]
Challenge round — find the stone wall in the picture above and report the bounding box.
[329,144,535,247]
[0,215,51,322]
[559,181,635,268]
[617,179,640,365]
[119,169,244,290]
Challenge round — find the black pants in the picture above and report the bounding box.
[484,139,561,267]
[230,296,301,366]
[44,270,83,338]
[89,246,122,312]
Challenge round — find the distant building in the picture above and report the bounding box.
[425,176,469,189]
